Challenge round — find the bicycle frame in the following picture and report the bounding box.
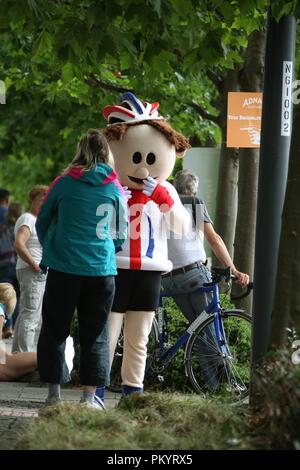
[156,283,230,369]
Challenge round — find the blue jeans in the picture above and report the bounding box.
[161,264,223,389]
[161,264,212,321]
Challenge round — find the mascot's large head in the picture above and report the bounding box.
[102,92,190,190]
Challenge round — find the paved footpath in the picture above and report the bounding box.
[0,340,121,450]
[0,382,121,450]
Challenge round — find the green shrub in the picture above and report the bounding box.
[252,347,300,449]
[220,293,236,309]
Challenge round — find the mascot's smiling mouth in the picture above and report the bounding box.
[128,176,158,184]
[128,176,144,184]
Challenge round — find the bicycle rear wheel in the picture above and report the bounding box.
[107,317,159,393]
[185,310,251,402]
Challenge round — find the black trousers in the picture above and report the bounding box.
[37,269,115,386]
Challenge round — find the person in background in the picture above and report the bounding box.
[0,202,23,338]
[0,282,74,382]
[0,282,37,381]
[12,186,48,353]
[162,170,249,388]
[36,129,127,410]
[0,283,16,339]
[0,188,10,224]
[6,202,23,242]
[0,189,13,336]
[0,191,17,338]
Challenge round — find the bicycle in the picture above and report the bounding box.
[109,267,253,402]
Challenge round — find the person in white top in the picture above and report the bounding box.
[163,170,249,314]
[12,185,48,352]
[162,170,249,388]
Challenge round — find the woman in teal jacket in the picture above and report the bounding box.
[36,129,127,410]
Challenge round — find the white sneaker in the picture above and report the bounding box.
[79,395,106,411]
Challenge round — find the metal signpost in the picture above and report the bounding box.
[251,9,297,383]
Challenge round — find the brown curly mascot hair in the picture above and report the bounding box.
[102,120,190,157]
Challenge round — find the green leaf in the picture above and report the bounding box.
[61,63,74,83]
[272,1,297,21]
[151,51,176,74]
[59,127,74,139]
[148,0,161,18]
[120,37,137,55]
[32,31,52,60]
[70,38,82,57]
[4,77,12,90]
[120,52,132,70]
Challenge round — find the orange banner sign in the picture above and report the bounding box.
[227,92,262,148]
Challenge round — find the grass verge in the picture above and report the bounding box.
[17,393,251,450]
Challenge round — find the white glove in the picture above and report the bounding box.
[142,176,158,196]
[122,186,132,201]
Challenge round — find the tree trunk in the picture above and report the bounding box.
[212,69,240,264]
[233,29,266,313]
[269,101,300,347]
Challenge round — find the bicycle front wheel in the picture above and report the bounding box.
[185,310,251,402]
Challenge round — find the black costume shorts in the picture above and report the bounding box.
[112,269,162,313]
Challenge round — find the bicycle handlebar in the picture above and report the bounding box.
[230,281,253,300]
[202,267,253,300]
[202,266,231,285]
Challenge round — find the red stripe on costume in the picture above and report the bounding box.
[129,211,141,269]
[128,191,150,270]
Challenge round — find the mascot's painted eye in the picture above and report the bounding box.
[146,152,156,165]
[132,152,142,164]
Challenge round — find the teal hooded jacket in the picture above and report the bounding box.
[36,164,127,277]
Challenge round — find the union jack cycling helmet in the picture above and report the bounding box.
[103,92,164,125]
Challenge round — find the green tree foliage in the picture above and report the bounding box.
[0,0,270,201]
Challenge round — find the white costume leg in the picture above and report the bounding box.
[121,310,155,389]
[108,311,124,370]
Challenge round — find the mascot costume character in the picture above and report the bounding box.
[100,92,190,397]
